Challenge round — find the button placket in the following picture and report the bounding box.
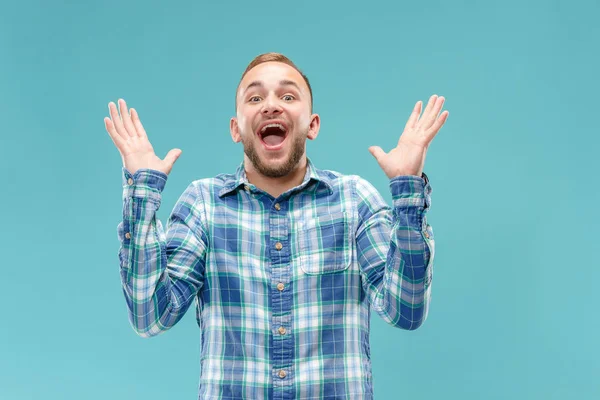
[269,199,292,393]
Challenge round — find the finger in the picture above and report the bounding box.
[104,117,127,151]
[108,102,129,140]
[403,101,422,132]
[416,94,438,128]
[118,99,137,137]
[422,96,445,130]
[427,110,449,138]
[164,148,182,168]
[130,108,148,139]
[368,146,386,163]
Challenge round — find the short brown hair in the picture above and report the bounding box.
[236,52,313,112]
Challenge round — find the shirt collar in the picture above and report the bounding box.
[218,157,333,198]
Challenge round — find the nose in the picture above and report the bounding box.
[261,95,283,116]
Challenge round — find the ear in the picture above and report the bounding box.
[230,117,242,143]
[307,113,321,140]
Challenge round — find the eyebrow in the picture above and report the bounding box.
[243,79,301,93]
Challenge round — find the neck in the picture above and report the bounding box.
[244,156,308,198]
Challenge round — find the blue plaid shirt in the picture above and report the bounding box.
[117,158,435,399]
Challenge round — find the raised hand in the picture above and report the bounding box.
[369,94,449,179]
[104,99,182,175]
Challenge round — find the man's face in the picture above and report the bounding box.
[230,62,320,178]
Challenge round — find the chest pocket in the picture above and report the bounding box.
[297,211,353,275]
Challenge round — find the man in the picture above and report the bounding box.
[104,52,448,399]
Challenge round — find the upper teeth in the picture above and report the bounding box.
[261,123,285,133]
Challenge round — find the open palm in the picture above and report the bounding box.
[369,94,449,179]
[104,99,181,175]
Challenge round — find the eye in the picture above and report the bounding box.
[282,94,295,101]
[249,96,262,102]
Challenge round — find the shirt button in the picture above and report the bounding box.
[275,242,283,251]
[278,326,286,335]
[244,185,250,192]
[274,203,281,211]
[125,232,131,239]
[278,370,286,379]
[424,231,430,239]
[127,178,134,185]
[277,283,285,291]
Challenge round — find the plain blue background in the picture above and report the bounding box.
[1,0,599,399]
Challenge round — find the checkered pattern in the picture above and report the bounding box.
[117,158,435,400]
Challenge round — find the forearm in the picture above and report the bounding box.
[118,168,205,338]
[357,175,434,330]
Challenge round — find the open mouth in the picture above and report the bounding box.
[257,121,288,150]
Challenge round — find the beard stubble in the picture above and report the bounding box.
[241,128,308,178]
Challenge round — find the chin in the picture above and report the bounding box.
[258,157,297,177]
[242,129,306,178]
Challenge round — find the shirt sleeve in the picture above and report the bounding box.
[354,174,434,330]
[117,167,208,338]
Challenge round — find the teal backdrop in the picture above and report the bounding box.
[1,0,598,399]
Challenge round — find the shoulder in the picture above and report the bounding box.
[313,166,364,188]
[315,167,380,196]
[184,171,237,198]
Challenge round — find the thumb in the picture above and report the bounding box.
[368,146,386,163]
[164,148,182,167]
